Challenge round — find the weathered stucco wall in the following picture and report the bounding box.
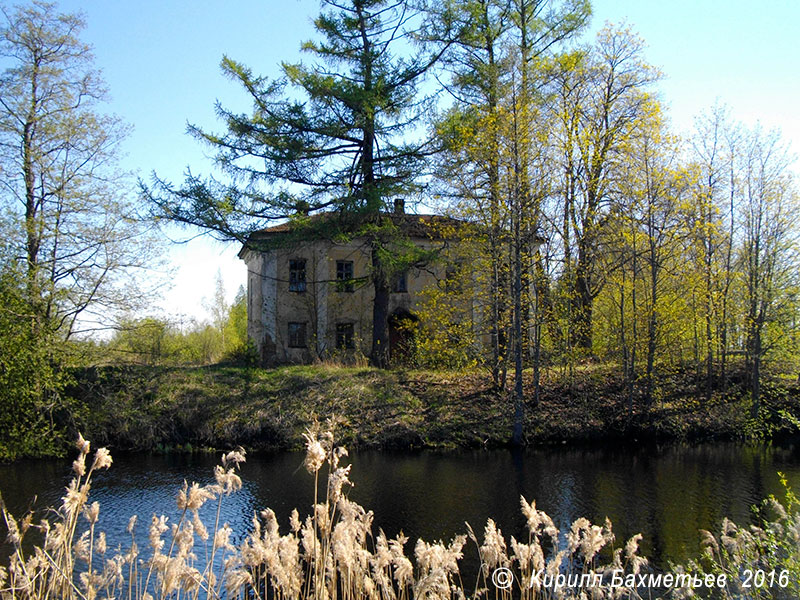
[244,236,444,364]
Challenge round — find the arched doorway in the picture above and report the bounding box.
[388,309,418,365]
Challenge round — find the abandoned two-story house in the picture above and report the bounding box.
[239,200,464,365]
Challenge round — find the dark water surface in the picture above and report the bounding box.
[2,441,800,570]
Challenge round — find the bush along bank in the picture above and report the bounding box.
[65,363,800,455]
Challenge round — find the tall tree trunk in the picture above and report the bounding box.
[371,249,391,368]
[357,3,391,370]
[645,196,657,405]
[512,230,524,445]
[24,118,40,310]
[703,198,714,406]
[531,254,550,408]
[750,324,762,417]
[620,265,632,419]
[646,261,657,405]
[573,190,595,353]
[630,220,638,413]
[511,142,524,444]
[573,265,593,351]
[720,169,736,394]
[489,239,504,388]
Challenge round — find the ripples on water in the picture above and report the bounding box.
[1,441,799,571]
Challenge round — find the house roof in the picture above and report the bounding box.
[248,211,464,240]
[239,209,545,258]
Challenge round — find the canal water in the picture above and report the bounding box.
[2,440,799,571]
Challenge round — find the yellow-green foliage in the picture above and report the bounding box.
[106,287,249,366]
[224,287,249,357]
[413,235,482,370]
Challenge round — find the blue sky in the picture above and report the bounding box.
[54,0,800,324]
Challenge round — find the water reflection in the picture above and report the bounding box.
[1,441,798,570]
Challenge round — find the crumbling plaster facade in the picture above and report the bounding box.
[240,228,446,365]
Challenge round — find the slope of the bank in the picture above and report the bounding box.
[73,364,800,452]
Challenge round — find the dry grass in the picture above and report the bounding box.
[71,364,800,455]
[2,429,799,600]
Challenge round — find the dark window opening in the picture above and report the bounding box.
[336,260,354,293]
[392,271,407,293]
[288,322,307,348]
[336,323,355,349]
[388,309,418,365]
[289,259,306,292]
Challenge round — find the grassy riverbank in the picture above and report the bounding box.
[73,363,800,453]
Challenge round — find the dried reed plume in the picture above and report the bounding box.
[2,429,799,600]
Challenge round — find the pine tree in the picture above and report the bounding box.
[146,0,450,367]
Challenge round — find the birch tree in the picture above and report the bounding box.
[738,128,799,414]
[432,0,588,443]
[552,26,660,354]
[0,0,157,338]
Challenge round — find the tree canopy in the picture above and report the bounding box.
[146,0,454,366]
[0,0,159,338]
[0,0,161,457]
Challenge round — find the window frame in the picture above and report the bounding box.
[289,259,307,293]
[335,322,355,350]
[335,260,354,293]
[392,271,408,293]
[288,322,307,348]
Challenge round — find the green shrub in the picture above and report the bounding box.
[0,268,69,460]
